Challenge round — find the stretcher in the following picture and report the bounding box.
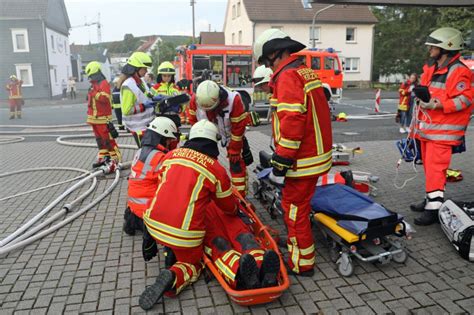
[203,189,289,306]
[311,184,411,276]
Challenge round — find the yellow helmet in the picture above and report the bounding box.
[85,61,102,77]
[10,75,17,80]
[425,27,464,51]
[127,52,153,68]
[196,80,220,111]
[337,112,347,120]
[158,61,176,74]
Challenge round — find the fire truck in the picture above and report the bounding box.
[174,44,343,112]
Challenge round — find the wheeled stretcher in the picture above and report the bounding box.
[203,190,289,306]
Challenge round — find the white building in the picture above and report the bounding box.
[46,27,72,96]
[223,0,378,87]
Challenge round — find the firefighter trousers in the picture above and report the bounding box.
[90,123,121,162]
[166,246,203,296]
[9,99,22,118]
[420,140,451,210]
[281,177,318,274]
[204,203,264,288]
[228,155,247,197]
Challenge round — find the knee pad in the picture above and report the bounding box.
[212,236,231,252]
[236,233,259,251]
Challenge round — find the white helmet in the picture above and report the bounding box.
[196,80,220,111]
[189,119,220,143]
[253,29,305,64]
[147,116,179,139]
[425,27,464,51]
[253,65,273,86]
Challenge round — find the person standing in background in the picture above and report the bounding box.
[68,77,77,100]
[5,75,23,119]
[61,79,67,100]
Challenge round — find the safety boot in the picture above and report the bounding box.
[16,111,22,119]
[9,112,15,119]
[410,200,426,212]
[237,254,261,290]
[260,250,280,288]
[414,210,439,226]
[139,269,175,310]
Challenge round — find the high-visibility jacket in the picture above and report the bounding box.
[151,82,180,96]
[120,76,155,132]
[128,145,167,218]
[87,79,112,124]
[111,87,121,109]
[415,53,473,146]
[398,80,411,111]
[6,80,23,99]
[144,147,237,249]
[188,87,248,155]
[268,56,333,178]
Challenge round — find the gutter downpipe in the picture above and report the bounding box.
[40,16,53,100]
[311,4,335,49]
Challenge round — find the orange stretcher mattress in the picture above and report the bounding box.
[203,190,290,306]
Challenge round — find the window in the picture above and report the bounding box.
[64,40,68,55]
[15,64,33,86]
[237,2,241,16]
[226,55,252,88]
[11,29,30,52]
[309,26,320,43]
[54,68,58,84]
[344,58,359,72]
[311,57,321,70]
[346,27,356,42]
[232,5,236,19]
[238,31,242,44]
[51,35,55,51]
[232,33,235,44]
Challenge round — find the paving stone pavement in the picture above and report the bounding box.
[0,128,473,314]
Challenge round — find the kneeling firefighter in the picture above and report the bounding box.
[124,117,179,260]
[188,80,258,196]
[118,52,155,147]
[140,120,239,310]
[85,61,122,168]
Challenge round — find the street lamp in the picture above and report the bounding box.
[191,0,196,44]
[311,4,335,48]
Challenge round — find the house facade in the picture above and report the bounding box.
[223,0,378,87]
[0,0,72,99]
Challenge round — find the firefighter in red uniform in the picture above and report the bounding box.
[124,117,180,261]
[85,61,121,168]
[5,75,23,119]
[410,27,473,226]
[254,29,333,276]
[188,80,250,196]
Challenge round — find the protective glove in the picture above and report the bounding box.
[249,111,261,126]
[269,154,294,188]
[142,228,158,261]
[143,100,156,109]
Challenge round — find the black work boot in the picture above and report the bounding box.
[260,250,280,287]
[414,210,439,226]
[339,170,354,187]
[410,200,426,212]
[139,269,175,310]
[237,254,261,290]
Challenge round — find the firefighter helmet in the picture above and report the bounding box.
[337,112,347,121]
[253,29,306,63]
[85,61,102,77]
[189,119,220,143]
[158,61,176,74]
[147,116,179,139]
[127,52,153,68]
[10,75,17,80]
[196,80,220,111]
[253,65,273,86]
[425,27,464,51]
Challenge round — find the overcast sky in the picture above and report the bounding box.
[65,0,227,44]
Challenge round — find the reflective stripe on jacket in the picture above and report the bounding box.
[269,56,333,178]
[127,146,167,218]
[415,54,473,145]
[151,82,180,96]
[143,148,237,249]
[120,77,155,132]
[87,79,112,124]
[6,81,23,99]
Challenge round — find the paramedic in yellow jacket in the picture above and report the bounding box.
[117,52,155,147]
[152,61,187,124]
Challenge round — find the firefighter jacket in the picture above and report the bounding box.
[6,80,23,99]
[188,88,248,155]
[151,82,180,96]
[398,80,411,111]
[120,76,155,132]
[269,56,333,178]
[415,53,473,146]
[127,145,167,218]
[143,147,237,249]
[87,79,112,124]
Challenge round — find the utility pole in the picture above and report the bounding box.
[191,0,196,43]
[311,4,335,49]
